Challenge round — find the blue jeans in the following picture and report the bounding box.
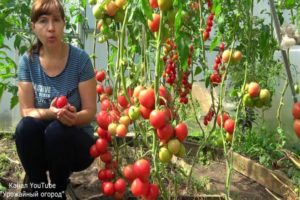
[15,117,95,199]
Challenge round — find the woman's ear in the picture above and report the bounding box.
[31,22,36,32]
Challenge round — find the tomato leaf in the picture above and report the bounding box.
[140,0,152,20]
[10,94,18,109]
[209,33,221,51]
[205,71,210,88]
[175,33,190,71]
[194,66,202,76]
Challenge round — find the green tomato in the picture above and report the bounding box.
[158,0,173,12]
[243,93,254,107]
[159,147,173,163]
[294,84,300,94]
[89,0,97,5]
[128,106,141,121]
[93,4,104,19]
[259,89,271,104]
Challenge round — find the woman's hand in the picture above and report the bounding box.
[57,104,78,126]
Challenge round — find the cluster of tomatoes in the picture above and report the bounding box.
[90,0,127,42]
[216,112,235,142]
[203,106,215,126]
[210,43,225,86]
[123,159,160,199]
[242,82,271,108]
[95,70,114,96]
[203,0,214,41]
[162,39,193,104]
[292,102,300,138]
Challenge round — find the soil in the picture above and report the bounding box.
[0,135,276,200]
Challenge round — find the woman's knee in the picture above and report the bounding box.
[15,117,44,140]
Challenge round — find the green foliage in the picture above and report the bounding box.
[234,126,286,169]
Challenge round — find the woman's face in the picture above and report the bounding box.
[32,9,65,47]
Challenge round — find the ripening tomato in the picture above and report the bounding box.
[147,13,160,33]
[105,1,119,17]
[157,123,174,141]
[292,102,300,119]
[139,88,155,109]
[128,106,141,120]
[158,0,172,11]
[175,122,188,142]
[108,122,117,135]
[224,119,235,134]
[294,119,300,138]
[115,0,127,8]
[119,115,131,126]
[159,85,170,105]
[133,85,144,99]
[95,138,108,153]
[222,49,232,63]
[89,144,100,158]
[131,178,149,197]
[122,164,135,181]
[133,159,150,181]
[96,70,106,82]
[149,109,167,129]
[159,147,172,163]
[114,178,127,193]
[248,82,260,98]
[167,138,181,154]
[56,96,68,108]
[232,50,242,63]
[217,112,230,127]
[102,181,115,196]
[116,124,127,138]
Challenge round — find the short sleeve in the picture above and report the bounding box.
[79,52,95,82]
[17,54,31,82]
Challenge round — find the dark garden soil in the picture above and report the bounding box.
[0,135,276,200]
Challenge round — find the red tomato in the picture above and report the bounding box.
[105,169,115,180]
[96,70,106,82]
[101,99,112,111]
[97,111,113,130]
[56,96,68,108]
[104,86,113,96]
[105,1,119,17]
[294,119,300,138]
[140,105,152,119]
[123,164,135,181]
[175,122,188,142]
[159,85,170,105]
[100,151,112,163]
[114,178,127,193]
[105,160,118,170]
[146,183,160,199]
[89,144,100,158]
[139,88,155,109]
[157,123,174,141]
[98,169,107,180]
[97,127,109,138]
[224,119,235,134]
[147,13,160,33]
[131,178,149,197]
[117,93,129,108]
[102,181,115,196]
[133,159,150,181]
[95,138,108,153]
[217,112,230,127]
[292,102,300,119]
[96,84,104,94]
[149,0,158,8]
[149,109,167,129]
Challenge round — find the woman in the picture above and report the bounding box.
[15,0,96,199]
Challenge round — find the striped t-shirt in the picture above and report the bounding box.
[18,44,95,133]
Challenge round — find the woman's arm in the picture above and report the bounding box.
[18,82,57,119]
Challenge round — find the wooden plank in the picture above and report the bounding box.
[232,152,298,200]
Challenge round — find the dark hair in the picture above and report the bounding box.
[29,0,65,58]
